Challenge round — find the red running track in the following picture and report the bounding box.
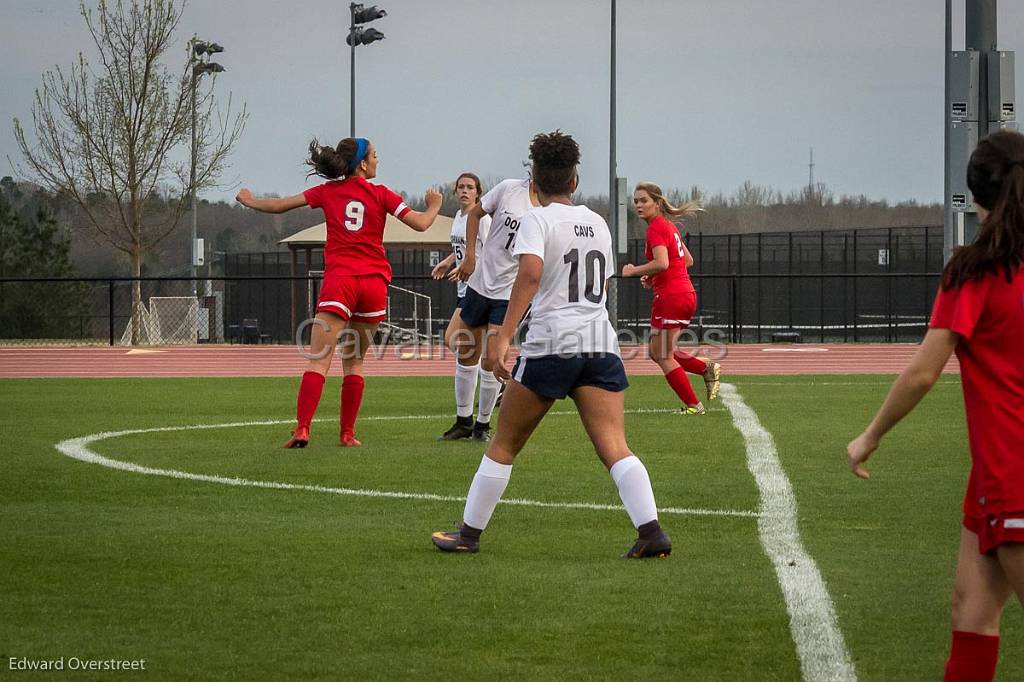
[0,344,959,378]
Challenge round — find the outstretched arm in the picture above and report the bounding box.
[235,189,307,214]
[399,189,442,232]
[847,328,958,479]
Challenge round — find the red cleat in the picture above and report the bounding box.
[340,432,362,447]
[283,425,309,449]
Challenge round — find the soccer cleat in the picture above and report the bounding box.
[283,425,309,449]
[493,380,507,409]
[340,432,362,447]
[438,416,474,441]
[680,402,706,415]
[431,528,480,553]
[623,529,673,559]
[470,421,491,443]
[702,361,722,402]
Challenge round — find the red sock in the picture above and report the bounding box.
[944,630,999,682]
[673,350,707,375]
[340,374,366,437]
[665,367,699,406]
[296,371,326,428]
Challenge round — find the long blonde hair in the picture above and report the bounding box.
[634,181,702,220]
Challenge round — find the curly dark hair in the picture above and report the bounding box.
[529,130,580,195]
[306,138,362,180]
[943,129,1024,289]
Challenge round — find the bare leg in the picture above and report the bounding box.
[486,380,554,464]
[951,527,1012,634]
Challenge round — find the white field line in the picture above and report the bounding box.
[719,383,857,682]
[53,409,752,519]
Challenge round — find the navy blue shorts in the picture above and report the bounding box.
[459,286,509,328]
[454,295,465,310]
[510,353,628,400]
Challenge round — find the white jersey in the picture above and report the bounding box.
[468,178,535,300]
[512,202,619,358]
[449,209,489,299]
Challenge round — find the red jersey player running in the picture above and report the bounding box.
[621,182,720,414]
[237,137,440,447]
[848,129,1024,682]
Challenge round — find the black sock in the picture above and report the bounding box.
[459,523,482,539]
[637,520,662,541]
[473,421,490,431]
[455,415,473,427]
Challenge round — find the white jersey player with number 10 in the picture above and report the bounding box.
[432,130,672,560]
[512,203,618,359]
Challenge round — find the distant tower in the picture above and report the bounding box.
[808,146,815,191]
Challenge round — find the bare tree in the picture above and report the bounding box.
[12,0,246,343]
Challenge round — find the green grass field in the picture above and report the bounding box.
[1,375,1021,680]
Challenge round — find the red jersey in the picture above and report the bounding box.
[645,215,695,294]
[929,265,1024,516]
[303,176,411,281]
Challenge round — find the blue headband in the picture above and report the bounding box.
[348,138,369,174]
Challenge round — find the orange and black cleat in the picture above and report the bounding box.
[431,526,480,553]
[623,528,672,559]
[340,432,362,448]
[283,425,310,449]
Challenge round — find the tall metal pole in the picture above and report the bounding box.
[609,0,617,242]
[943,0,953,261]
[190,40,199,297]
[964,0,997,244]
[350,4,356,137]
[608,0,618,325]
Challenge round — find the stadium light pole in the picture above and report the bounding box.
[347,4,387,137]
[607,0,619,325]
[189,37,226,298]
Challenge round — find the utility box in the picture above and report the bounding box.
[950,121,978,212]
[192,238,205,267]
[988,51,1016,124]
[950,51,981,122]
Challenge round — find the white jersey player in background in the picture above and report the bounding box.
[432,131,673,559]
[446,165,540,442]
[431,172,493,441]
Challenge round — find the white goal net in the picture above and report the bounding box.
[119,297,200,345]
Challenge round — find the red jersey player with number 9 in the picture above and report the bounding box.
[848,129,1024,682]
[237,137,441,448]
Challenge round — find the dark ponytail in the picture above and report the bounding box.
[306,138,359,180]
[943,129,1024,290]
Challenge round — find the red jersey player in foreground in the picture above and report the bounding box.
[432,131,672,559]
[848,129,1024,682]
[237,137,441,447]
[621,183,721,414]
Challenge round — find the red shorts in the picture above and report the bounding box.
[651,290,696,330]
[316,273,388,323]
[963,512,1024,555]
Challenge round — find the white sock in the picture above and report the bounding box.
[463,454,512,530]
[609,455,658,528]
[476,368,501,424]
[454,361,479,419]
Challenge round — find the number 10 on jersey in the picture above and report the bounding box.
[563,248,607,303]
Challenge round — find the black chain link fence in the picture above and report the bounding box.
[0,226,944,346]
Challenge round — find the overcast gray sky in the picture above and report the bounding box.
[2,0,1022,204]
